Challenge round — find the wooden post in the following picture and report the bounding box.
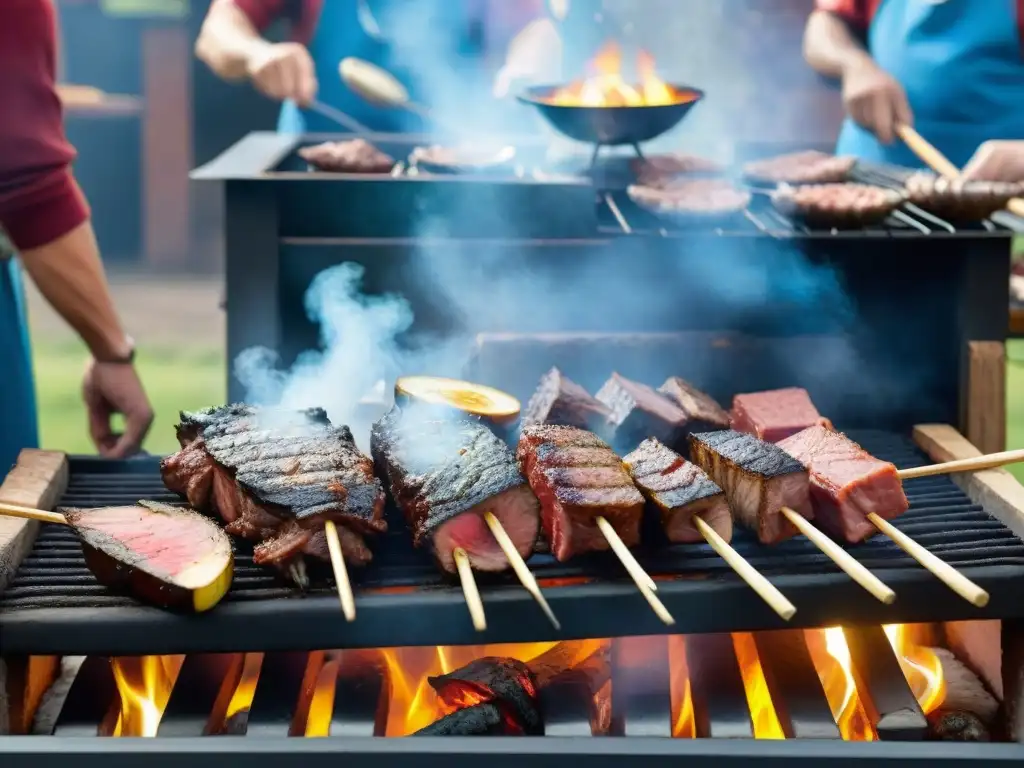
[141,22,192,269]
[966,341,1007,455]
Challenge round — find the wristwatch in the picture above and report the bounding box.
[97,335,136,365]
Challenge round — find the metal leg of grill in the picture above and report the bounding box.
[754,629,841,740]
[844,626,928,741]
[157,654,244,737]
[686,634,754,739]
[51,657,117,737]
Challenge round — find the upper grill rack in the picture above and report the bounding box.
[597,161,1021,238]
[3,431,1024,655]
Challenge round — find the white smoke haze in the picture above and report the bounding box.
[232,2,934,440]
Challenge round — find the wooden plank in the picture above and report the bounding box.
[912,424,1024,542]
[966,341,1006,454]
[0,449,69,593]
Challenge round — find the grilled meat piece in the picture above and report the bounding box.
[742,150,855,185]
[370,408,540,573]
[299,139,395,174]
[689,430,813,545]
[627,179,751,220]
[596,372,690,454]
[161,405,385,584]
[777,425,909,543]
[517,424,644,561]
[904,172,1024,222]
[429,657,541,735]
[62,501,233,613]
[771,182,905,228]
[658,376,731,434]
[731,387,832,443]
[522,366,611,433]
[631,153,723,187]
[623,438,731,544]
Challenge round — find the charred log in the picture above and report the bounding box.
[428,657,541,735]
[413,702,508,736]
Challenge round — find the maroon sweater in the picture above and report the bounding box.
[0,0,89,251]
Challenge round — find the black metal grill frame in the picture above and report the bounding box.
[3,430,1024,655]
[3,735,1024,766]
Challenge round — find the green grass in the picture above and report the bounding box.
[28,337,1024,483]
[33,338,225,456]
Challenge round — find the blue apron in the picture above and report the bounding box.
[0,255,40,472]
[836,0,1024,168]
[277,1,477,134]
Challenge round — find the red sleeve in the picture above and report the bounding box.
[229,0,322,45]
[814,0,875,30]
[0,0,89,251]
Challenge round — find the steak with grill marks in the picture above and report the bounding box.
[161,405,385,585]
[623,438,732,544]
[370,408,540,573]
[777,424,909,543]
[689,430,813,545]
[517,424,644,561]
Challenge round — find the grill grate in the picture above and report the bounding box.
[3,431,1024,654]
[597,161,1020,238]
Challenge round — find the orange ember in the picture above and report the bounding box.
[547,42,692,107]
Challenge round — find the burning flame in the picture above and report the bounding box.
[224,652,263,724]
[110,656,184,737]
[884,624,946,715]
[807,629,876,741]
[547,42,689,107]
[668,636,694,738]
[732,633,785,739]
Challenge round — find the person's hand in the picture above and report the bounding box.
[961,140,1024,183]
[842,56,913,145]
[82,359,154,458]
[245,42,317,106]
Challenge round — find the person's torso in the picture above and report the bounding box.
[838,0,1024,167]
[279,0,485,135]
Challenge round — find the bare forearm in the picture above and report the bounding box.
[803,10,873,80]
[195,0,270,81]
[19,221,131,361]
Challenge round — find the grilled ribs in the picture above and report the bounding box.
[161,404,385,585]
[370,408,540,573]
[689,430,813,545]
[778,424,909,543]
[517,424,644,561]
[623,438,732,544]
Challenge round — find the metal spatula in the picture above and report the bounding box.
[339,57,435,123]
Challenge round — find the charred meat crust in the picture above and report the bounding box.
[161,405,385,579]
[623,438,732,544]
[521,366,611,432]
[688,429,812,544]
[517,424,645,560]
[370,409,537,549]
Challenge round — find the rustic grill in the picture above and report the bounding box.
[3,433,1024,656]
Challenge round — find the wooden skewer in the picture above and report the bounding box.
[694,516,797,620]
[453,546,487,631]
[897,123,1024,218]
[867,513,989,607]
[897,448,1024,480]
[0,502,66,525]
[779,508,895,605]
[323,520,356,622]
[595,516,657,591]
[483,511,560,630]
[594,516,675,625]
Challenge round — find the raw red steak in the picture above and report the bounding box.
[731,387,832,443]
[777,425,909,543]
[517,424,644,561]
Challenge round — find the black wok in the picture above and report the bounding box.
[517,84,705,146]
